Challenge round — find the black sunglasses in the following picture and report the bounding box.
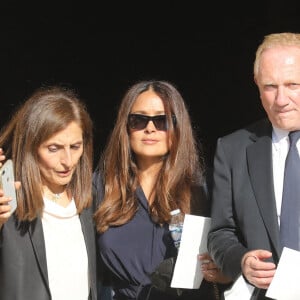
[128,114,176,131]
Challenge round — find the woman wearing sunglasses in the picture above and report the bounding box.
[93,80,230,299]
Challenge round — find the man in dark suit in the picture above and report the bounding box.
[207,32,300,299]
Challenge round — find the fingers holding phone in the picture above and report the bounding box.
[0,189,13,226]
[0,148,5,168]
[0,160,18,219]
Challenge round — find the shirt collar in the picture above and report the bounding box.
[272,126,289,143]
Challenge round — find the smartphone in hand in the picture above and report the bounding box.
[0,159,17,213]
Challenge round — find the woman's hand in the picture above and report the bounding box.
[0,148,5,168]
[199,252,232,284]
[0,181,20,227]
[0,188,12,227]
[0,150,21,227]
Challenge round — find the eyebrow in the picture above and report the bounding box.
[130,110,166,115]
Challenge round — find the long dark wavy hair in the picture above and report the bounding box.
[94,80,204,233]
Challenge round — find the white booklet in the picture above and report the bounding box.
[266,247,300,300]
[224,274,254,300]
[170,214,211,289]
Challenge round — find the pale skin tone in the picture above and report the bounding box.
[0,121,83,227]
[242,45,300,289]
[256,45,300,131]
[129,89,230,284]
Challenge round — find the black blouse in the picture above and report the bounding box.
[93,169,227,300]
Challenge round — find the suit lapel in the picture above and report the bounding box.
[79,208,96,297]
[28,209,96,299]
[28,218,50,290]
[80,209,92,256]
[247,129,281,257]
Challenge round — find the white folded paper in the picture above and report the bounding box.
[224,274,254,300]
[266,247,300,300]
[170,214,211,289]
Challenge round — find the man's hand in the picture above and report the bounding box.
[241,249,276,289]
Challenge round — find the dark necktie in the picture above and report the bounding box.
[280,131,300,251]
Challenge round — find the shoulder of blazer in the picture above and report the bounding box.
[246,118,272,142]
[220,118,272,143]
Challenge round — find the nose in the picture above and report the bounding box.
[144,120,156,132]
[275,86,290,106]
[60,149,72,167]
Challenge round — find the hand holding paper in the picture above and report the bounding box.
[266,247,300,300]
[170,214,211,289]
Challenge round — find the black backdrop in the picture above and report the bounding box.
[1,2,300,167]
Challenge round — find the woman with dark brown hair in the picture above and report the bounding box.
[93,80,230,299]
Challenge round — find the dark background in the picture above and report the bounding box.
[1,2,300,167]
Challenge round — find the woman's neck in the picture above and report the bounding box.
[43,186,71,207]
[138,163,162,204]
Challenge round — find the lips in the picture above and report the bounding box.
[56,170,72,177]
[142,139,159,144]
[278,109,293,113]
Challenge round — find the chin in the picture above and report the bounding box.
[275,121,299,131]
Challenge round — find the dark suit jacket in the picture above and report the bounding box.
[207,118,282,300]
[0,206,98,300]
